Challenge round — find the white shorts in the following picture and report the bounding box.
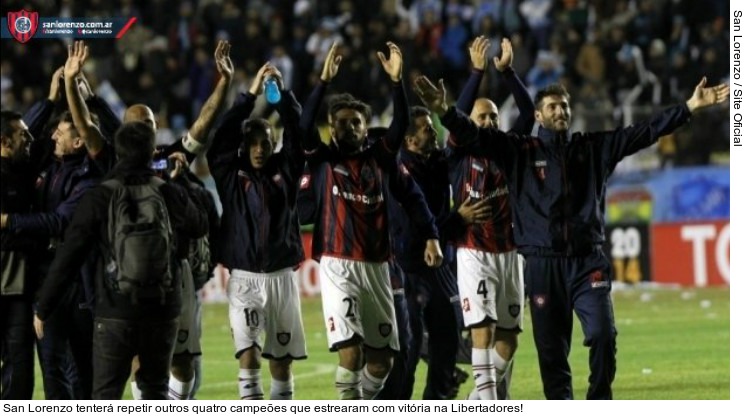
[227,268,307,360]
[174,259,201,355]
[457,248,524,331]
[319,256,399,351]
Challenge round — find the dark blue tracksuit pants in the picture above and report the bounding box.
[406,263,461,400]
[377,262,414,400]
[524,250,617,400]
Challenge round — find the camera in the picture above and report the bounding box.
[151,158,175,172]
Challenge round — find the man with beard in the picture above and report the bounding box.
[414,72,728,399]
[300,42,443,400]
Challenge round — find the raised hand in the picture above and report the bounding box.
[686,77,730,112]
[321,42,343,82]
[215,40,234,81]
[413,76,448,116]
[248,62,273,96]
[48,66,64,102]
[76,72,94,101]
[457,196,493,224]
[469,36,490,71]
[265,65,285,90]
[377,42,403,82]
[64,40,88,81]
[493,38,513,72]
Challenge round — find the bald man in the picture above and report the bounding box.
[445,37,534,400]
[125,40,233,401]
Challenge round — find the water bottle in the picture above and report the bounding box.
[264,77,281,104]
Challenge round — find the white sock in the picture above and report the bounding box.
[335,366,362,400]
[360,366,387,400]
[472,348,497,400]
[238,368,263,400]
[492,350,510,382]
[130,380,142,400]
[269,376,294,400]
[168,374,195,400]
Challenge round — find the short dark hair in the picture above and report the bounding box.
[58,110,99,128]
[114,121,155,167]
[406,106,431,135]
[242,118,273,145]
[0,110,22,138]
[328,93,371,123]
[534,84,571,109]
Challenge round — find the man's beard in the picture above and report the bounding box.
[335,132,363,154]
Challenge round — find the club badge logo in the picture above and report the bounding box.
[8,10,39,43]
[277,332,290,346]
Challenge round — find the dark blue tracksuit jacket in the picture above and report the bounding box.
[206,90,304,273]
[442,104,692,256]
[442,102,693,400]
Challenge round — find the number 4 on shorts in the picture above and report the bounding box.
[477,280,488,298]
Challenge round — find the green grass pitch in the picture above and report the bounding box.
[31,286,729,400]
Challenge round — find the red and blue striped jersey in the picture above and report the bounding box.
[447,144,515,254]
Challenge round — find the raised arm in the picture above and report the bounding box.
[206,63,270,172]
[64,41,106,156]
[270,65,305,177]
[456,36,488,113]
[493,38,535,134]
[377,42,409,155]
[603,77,729,164]
[184,40,234,155]
[299,42,342,152]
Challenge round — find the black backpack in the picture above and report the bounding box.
[103,177,174,302]
[188,235,211,290]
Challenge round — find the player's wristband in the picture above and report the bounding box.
[182,133,205,154]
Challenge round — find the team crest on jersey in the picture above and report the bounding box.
[272,173,283,184]
[378,323,392,337]
[533,294,547,308]
[509,304,521,317]
[7,10,39,44]
[300,174,311,189]
[589,270,608,288]
[277,332,291,346]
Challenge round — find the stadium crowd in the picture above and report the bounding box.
[0,0,730,401]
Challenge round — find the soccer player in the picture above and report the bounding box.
[414,72,728,399]
[449,37,534,400]
[121,40,233,400]
[394,104,494,400]
[299,42,444,399]
[206,63,307,400]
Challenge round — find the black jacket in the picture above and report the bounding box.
[207,90,304,273]
[35,162,208,321]
[442,104,693,256]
